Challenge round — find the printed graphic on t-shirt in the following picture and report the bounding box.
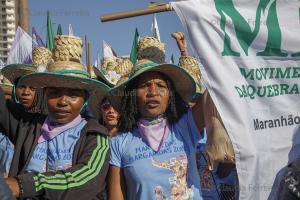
[152,153,194,200]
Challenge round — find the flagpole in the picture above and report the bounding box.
[100,4,173,22]
[85,35,91,77]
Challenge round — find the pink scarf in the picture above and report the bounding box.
[137,117,170,152]
[38,115,84,143]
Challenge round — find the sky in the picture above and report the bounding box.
[28,0,191,65]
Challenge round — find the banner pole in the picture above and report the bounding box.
[100,4,173,22]
[85,35,91,77]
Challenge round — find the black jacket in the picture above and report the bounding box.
[0,88,110,200]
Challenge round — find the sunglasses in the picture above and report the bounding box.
[101,102,112,112]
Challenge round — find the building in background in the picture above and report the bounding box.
[0,0,29,64]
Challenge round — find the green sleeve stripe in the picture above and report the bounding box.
[35,136,107,184]
[34,136,108,191]
[34,136,106,183]
[34,136,108,190]
[35,136,106,181]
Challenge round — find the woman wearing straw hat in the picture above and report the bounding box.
[0,47,53,180]
[108,35,205,199]
[1,47,53,114]
[0,35,110,199]
[93,58,134,138]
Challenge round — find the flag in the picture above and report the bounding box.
[69,24,74,36]
[172,0,300,199]
[170,54,174,64]
[151,14,160,41]
[46,11,55,51]
[57,24,62,35]
[103,40,117,59]
[32,27,45,47]
[7,26,32,65]
[130,28,139,64]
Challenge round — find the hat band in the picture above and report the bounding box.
[51,69,89,77]
[128,63,158,78]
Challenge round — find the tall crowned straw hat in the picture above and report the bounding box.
[19,35,110,103]
[93,58,133,87]
[179,56,205,95]
[137,36,165,64]
[1,47,53,84]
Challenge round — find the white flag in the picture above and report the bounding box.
[69,24,74,36]
[151,14,160,41]
[172,0,300,199]
[7,26,32,65]
[103,40,117,59]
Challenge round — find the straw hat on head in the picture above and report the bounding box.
[2,47,53,84]
[19,35,110,103]
[101,57,116,71]
[111,59,196,104]
[179,56,205,95]
[137,36,165,64]
[93,58,133,87]
[115,58,134,78]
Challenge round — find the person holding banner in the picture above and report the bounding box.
[108,34,205,199]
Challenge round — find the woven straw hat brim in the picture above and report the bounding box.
[19,72,110,105]
[111,63,196,106]
[2,64,36,84]
[93,66,115,87]
[0,83,13,95]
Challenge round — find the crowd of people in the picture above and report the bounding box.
[0,30,296,200]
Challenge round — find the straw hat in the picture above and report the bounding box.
[179,56,205,95]
[93,58,133,87]
[19,35,110,103]
[137,36,165,64]
[115,58,134,77]
[1,47,53,84]
[111,59,196,104]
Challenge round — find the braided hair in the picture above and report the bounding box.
[118,73,188,132]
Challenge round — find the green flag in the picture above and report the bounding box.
[46,11,55,51]
[130,28,139,64]
[170,54,175,64]
[57,24,62,35]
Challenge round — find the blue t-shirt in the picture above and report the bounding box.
[26,119,87,173]
[110,109,203,200]
[0,133,14,177]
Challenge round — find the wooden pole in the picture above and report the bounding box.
[100,4,173,22]
[18,0,30,32]
[85,35,91,77]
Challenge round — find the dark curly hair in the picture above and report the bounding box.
[118,73,188,132]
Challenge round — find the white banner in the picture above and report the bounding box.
[172,0,300,199]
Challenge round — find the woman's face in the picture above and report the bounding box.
[45,87,86,124]
[15,85,37,109]
[101,101,119,128]
[136,72,170,118]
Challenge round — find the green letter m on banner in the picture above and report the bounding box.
[214,0,287,57]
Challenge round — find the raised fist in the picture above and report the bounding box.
[171,32,188,56]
